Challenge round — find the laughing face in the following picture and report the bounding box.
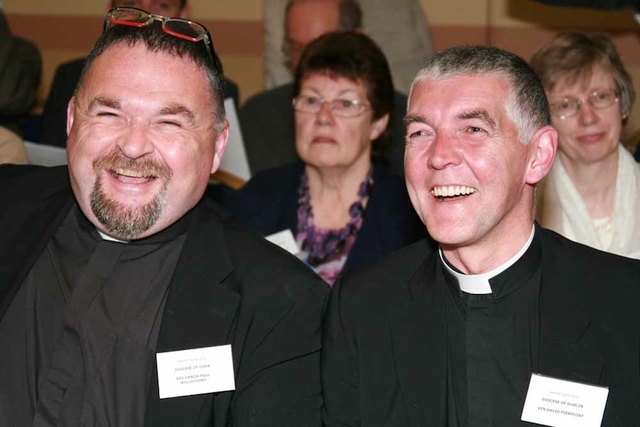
[404,74,555,269]
[66,42,228,240]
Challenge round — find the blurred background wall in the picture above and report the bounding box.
[4,0,640,143]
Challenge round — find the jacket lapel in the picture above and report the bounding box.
[144,203,240,427]
[390,255,448,427]
[538,230,604,384]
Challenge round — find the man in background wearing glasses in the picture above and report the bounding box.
[39,0,240,148]
[0,8,328,427]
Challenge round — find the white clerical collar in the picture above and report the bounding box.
[440,226,536,295]
[97,230,128,243]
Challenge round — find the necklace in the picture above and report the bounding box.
[296,168,373,266]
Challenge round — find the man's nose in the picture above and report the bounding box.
[116,124,155,159]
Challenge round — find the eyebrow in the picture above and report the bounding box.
[457,109,497,129]
[89,96,121,111]
[158,103,196,121]
[404,114,427,129]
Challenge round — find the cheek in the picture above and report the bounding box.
[552,122,573,140]
[295,115,313,139]
[404,145,428,173]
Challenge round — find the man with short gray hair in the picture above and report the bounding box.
[322,45,640,426]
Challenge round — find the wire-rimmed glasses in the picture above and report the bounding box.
[549,89,619,120]
[292,95,371,118]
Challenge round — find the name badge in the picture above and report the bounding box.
[521,373,608,427]
[265,229,300,255]
[156,345,235,399]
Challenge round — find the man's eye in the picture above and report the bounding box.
[407,129,427,139]
[159,120,181,127]
[467,126,484,133]
[96,111,118,117]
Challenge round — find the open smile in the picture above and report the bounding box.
[431,185,477,200]
[110,168,158,184]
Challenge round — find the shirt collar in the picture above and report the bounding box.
[440,225,536,294]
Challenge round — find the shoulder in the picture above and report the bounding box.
[9,34,40,59]
[539,227,640,305]
[200,196,328,298]
[540,227,640,273]
[0,165,72,230]
[231,163,302,215]
[338,238,434,304]
[0,164,69,192]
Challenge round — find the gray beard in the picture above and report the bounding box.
[90,172,166,240]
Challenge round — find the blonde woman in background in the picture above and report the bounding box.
[531,31,640,259]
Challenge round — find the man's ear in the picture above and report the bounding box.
[210,120,230,174]
[525,125,557,185]
[66,97,76,137]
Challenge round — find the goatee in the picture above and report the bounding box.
[90,151,172,240]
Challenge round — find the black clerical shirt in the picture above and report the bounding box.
[0,205,190,426]
[441,233,543,426]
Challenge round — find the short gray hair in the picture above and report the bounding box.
[410,45,550,144]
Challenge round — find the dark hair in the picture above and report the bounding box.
[411,45,550,144]
[530,31,635,117]
[285,0,362,31]
[293,31,394,158]
[78,19,226,127]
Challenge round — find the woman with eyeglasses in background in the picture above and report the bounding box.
[228,31,427,285]
[531,31,640,259]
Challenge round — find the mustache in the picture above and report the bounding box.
[93,151,172,182]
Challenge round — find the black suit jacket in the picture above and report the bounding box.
[39,58,240,147]
[227,162,428,277]
[239,83,408,176]
[0,165,329,427]
[322,226,640,426]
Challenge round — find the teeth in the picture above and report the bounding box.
[113,168,150,178]
[431,186,476,198]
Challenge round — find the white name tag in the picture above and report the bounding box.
[265,229,300,255]
[156,345,235,399]
[521,373,608,427]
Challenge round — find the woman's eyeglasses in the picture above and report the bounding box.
[549,90,618,120]
[105,7,215,62]
[293,95,371,118]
